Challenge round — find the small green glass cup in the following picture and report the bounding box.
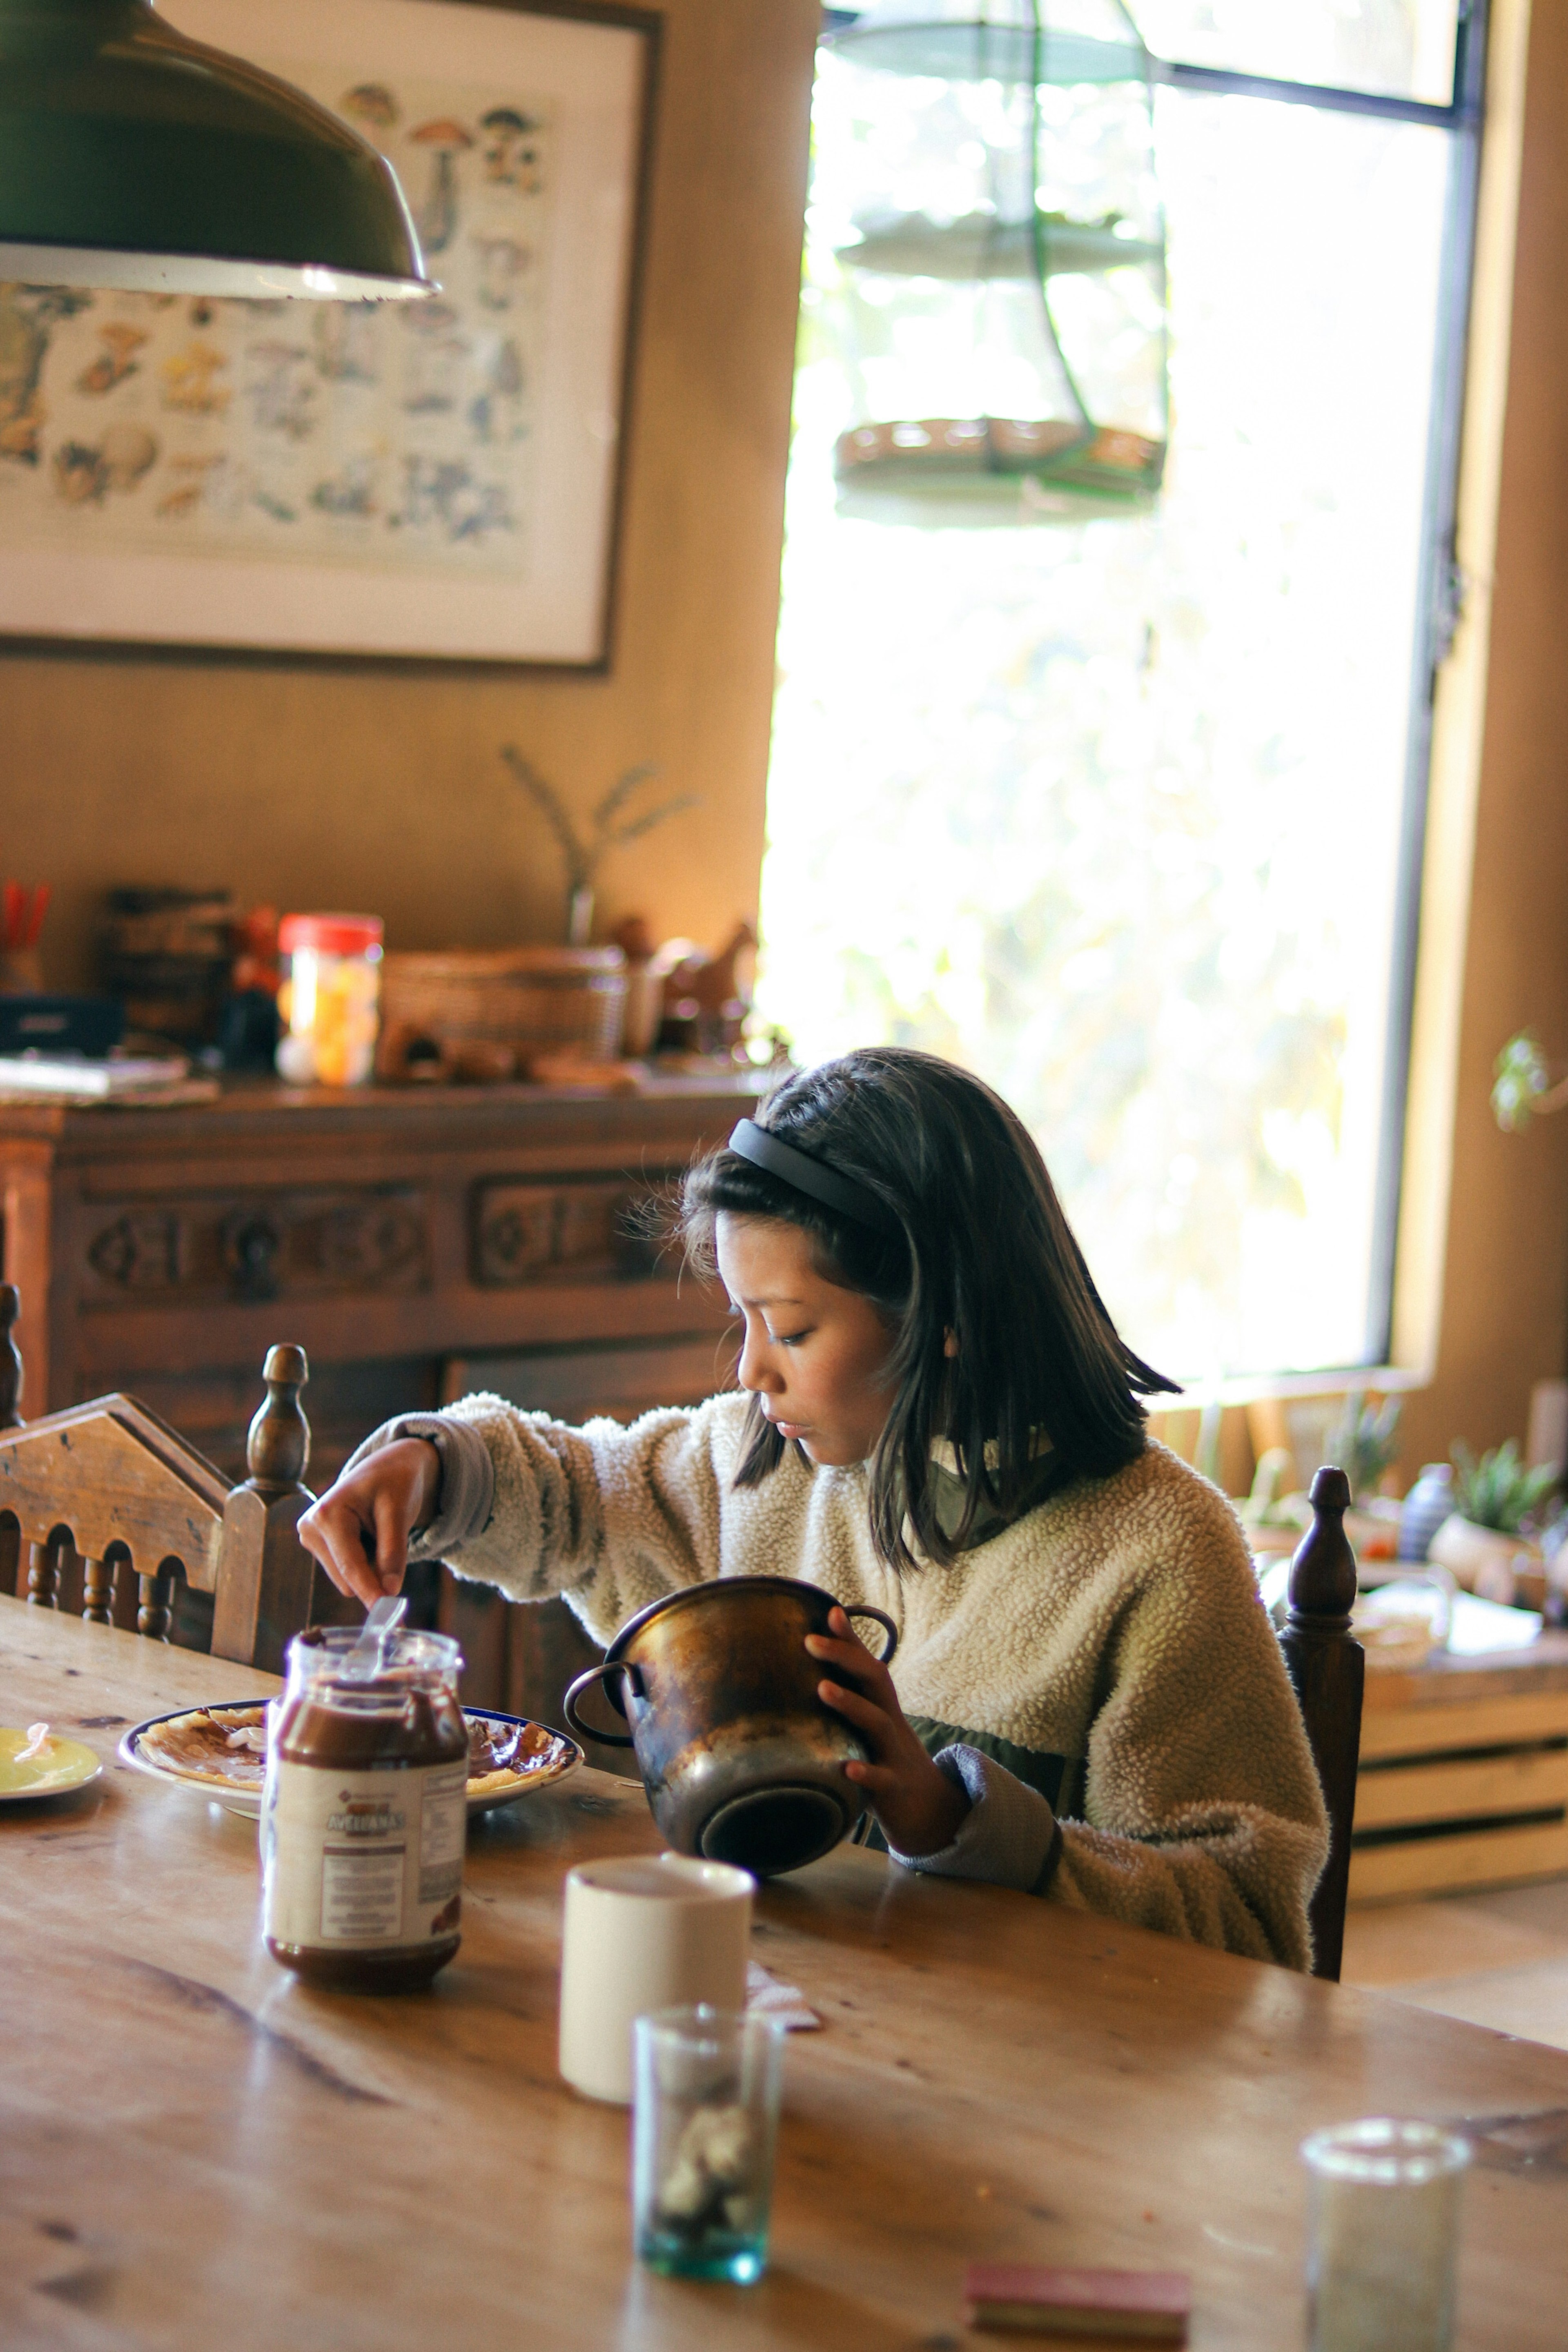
[632,2005,785,2284]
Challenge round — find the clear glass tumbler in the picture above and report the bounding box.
[1301,2117,1471,2352]
[632,2005,785,2284]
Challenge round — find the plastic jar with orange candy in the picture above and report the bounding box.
[275,913,383,1087]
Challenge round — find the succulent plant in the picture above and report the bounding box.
[1450,1439,1559,1535]
[1238,1446,1311,1533]
[1325,1390,1402,1502]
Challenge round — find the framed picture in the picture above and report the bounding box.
[0,0,656,666]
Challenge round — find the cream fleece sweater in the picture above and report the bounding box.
[365,1393,1328,1971]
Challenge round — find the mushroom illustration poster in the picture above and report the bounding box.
[0,0,653,664]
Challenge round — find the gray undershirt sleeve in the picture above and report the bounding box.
[341,1414,496,1559]
[886,1744,1064,1897]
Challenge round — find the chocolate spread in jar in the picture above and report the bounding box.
[263,1628,468,1992]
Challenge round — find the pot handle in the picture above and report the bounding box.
[843,1604,899,1666]
[562,1660,639,1747]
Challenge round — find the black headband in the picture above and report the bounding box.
[728,1118,893,1232]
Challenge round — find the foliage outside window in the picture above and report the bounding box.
[759,3,1473,1381]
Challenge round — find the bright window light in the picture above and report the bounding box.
[759,36,1468,1381]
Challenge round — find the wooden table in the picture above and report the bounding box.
[4,1598,1567,2350]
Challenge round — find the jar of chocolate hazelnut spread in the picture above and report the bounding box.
[263,1628,468,1991]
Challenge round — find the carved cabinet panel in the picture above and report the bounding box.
[83,1189,430,1306]
[0,1079,752,1647]
[471,1178,671,1287]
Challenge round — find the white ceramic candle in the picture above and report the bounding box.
[1301,2118,1470,2352]
[558,1853,754,2105]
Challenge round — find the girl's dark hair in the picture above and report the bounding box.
[679,1046,1179,1573]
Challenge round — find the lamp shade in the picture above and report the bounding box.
[0,0,432,298]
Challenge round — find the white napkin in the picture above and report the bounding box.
[746,1959,820,2031]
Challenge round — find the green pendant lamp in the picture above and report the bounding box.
[0,0,432,298]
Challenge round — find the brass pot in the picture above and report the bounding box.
[563,1577,898,1878]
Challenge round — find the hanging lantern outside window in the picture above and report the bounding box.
[817,0,1169,522]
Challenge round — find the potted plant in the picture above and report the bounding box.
[1492,1031,1568,1131]
[1429,1440,1558,1609]
[1238,1392,1402,1562]
[501,747,698,947]
[1327,1390,1404,1560]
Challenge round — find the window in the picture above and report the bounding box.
[760,2,1481,1380]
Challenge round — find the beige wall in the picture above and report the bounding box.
[4,0,819,988]
[1397,0,1568,1472]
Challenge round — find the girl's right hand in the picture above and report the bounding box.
[297,1438,443,1609]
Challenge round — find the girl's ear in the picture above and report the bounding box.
[943,1328,959,1358]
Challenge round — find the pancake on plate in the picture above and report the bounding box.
[138,1705,270,1788]
[465,1713,572,1797]
[136,1704,573,1800]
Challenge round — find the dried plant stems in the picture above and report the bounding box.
[501,747,699,927]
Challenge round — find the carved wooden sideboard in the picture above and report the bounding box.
[0,1075,753,1725]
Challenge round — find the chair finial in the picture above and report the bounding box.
[1287,1463,1358,1630]
[1279,1460,1365,1984]
[0,1283,22,1430]
[246,1344,310,1492]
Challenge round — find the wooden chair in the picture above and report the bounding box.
[1278,1465,1365,1982]
[0,1280,335,1671]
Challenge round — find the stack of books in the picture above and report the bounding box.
[0,1053,216,1107]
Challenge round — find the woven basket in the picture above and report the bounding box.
[377,948,627,1077]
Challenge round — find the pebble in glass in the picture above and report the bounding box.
[632,2005,785,2284]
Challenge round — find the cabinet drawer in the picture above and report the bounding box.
[77,1187,430,1308]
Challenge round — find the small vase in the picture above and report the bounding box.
[621,964,665,1057]
[567,886,595,947]
[1398,1463,1454,1562]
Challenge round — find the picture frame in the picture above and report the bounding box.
[0,0,657,668]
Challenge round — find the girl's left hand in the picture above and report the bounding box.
[806,1606,971,1858]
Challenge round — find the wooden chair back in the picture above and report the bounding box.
[0,1281,326,1672]
[1278,1465,1365,1982]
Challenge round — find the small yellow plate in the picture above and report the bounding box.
[0,1726,104,1802]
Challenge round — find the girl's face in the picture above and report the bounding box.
[716,1212,899,1468]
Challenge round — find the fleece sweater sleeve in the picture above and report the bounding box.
[1042,1520,1329,1972]
[344,1390,737,1648]
[344,1414,495,1552]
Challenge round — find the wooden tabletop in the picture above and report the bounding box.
[3,1596,1566,2350]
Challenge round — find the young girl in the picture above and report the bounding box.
[301,1048,1328,1969]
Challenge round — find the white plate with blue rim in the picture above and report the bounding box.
[118,1702,581,1819]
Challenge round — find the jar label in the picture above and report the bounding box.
[263,1759,467,1951]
